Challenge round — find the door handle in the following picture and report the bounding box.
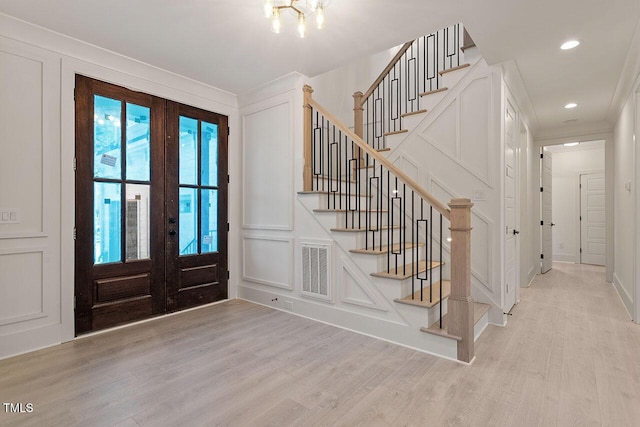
[550,223,556,227]
[513,229,520,235]
[169,230,176,236]
[169,217,176,224]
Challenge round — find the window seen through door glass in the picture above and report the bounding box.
[126,103,150,181]
[179,116,198,185]
[201,189,218,253]
[201,122,218,187]
[179,187,198,255]
[94,182,121,264]
[94,96,122,179]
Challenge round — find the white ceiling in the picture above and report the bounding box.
[0,0,639,133]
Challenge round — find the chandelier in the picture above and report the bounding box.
[263,0,328,38]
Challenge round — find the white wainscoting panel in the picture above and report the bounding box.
[393,155,421,183]
[420,99,457,159]
[0,250,44,324]
[242,235,293,290]
[339,258,387,311]
[0,47,47,234]
[459,77,491,183]
[242,101,293,230]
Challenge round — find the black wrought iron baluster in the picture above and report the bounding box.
[417,199,426,302]
[311,107,316,191]
[439,212,443,329]
[411,191,415,299]
[365,152,370,249]
[402,184,406,276]
[429,205,433,303]
[329,124,335,210]
[378,164,383,252]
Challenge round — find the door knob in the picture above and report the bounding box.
[169,230,176,236]
[169,217,176,224]
[513,229,520,235]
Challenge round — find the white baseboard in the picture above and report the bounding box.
[553,253,577,263]
[613,272,633,320]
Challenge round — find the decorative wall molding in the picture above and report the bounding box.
[242,235,294,290]
[339,257,387,311]
[418,75,494,187]
[242,97,294,230]
[0,247,47,326]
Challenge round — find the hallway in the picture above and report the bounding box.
[1,263,639,426]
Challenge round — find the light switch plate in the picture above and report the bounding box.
[0,208,21,224]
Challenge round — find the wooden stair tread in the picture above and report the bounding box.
[372,260,443,280]
[350,242,424,255]
[394,280,450,308]
[420,87,448,97]
[330,225,402,232]
[400,109,427,118]
[420,302,491,341]
[438,63,470,76]
[383,129,408,137]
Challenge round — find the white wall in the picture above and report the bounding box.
[547,142,605,263]
[308,46,401,128]
[0,13,241,360]
[613,94,636,317]
[519,122,537,287]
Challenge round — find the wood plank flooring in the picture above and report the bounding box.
[2,262,640,426]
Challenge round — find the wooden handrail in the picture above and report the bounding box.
[359,41,414,105]
[304,85,450,220]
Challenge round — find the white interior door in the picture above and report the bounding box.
[541,147,553,273]
[504,100,519,312]
[580,173,605,265]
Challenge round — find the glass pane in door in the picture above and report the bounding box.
[94,95,122,179]
[94,182,121,264]
[201,122,218,186]
[201,189,218,253]
[126,103,150,182]
[179,187,198,255]
[179,116,198,185]
[125,184,150,260]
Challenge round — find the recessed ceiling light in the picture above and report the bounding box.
[561,40,580,50]
[563,142,580,147]
[565,103,577,109]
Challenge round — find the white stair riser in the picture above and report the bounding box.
[311,178,358,194]
[400,112,426,132]
[314,193,371,210]
[398,268,443,295]
[349,246,425,273]
[420,90,448,111]
[441,67,468,90]
[384,132,407,152]
[334,211,389,228]
[427,298,448,327]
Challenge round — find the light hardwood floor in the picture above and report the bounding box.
[2,262,640,426]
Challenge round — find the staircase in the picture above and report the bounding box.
[298,24,491,363]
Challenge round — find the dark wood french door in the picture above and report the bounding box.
[74,75,228,334]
